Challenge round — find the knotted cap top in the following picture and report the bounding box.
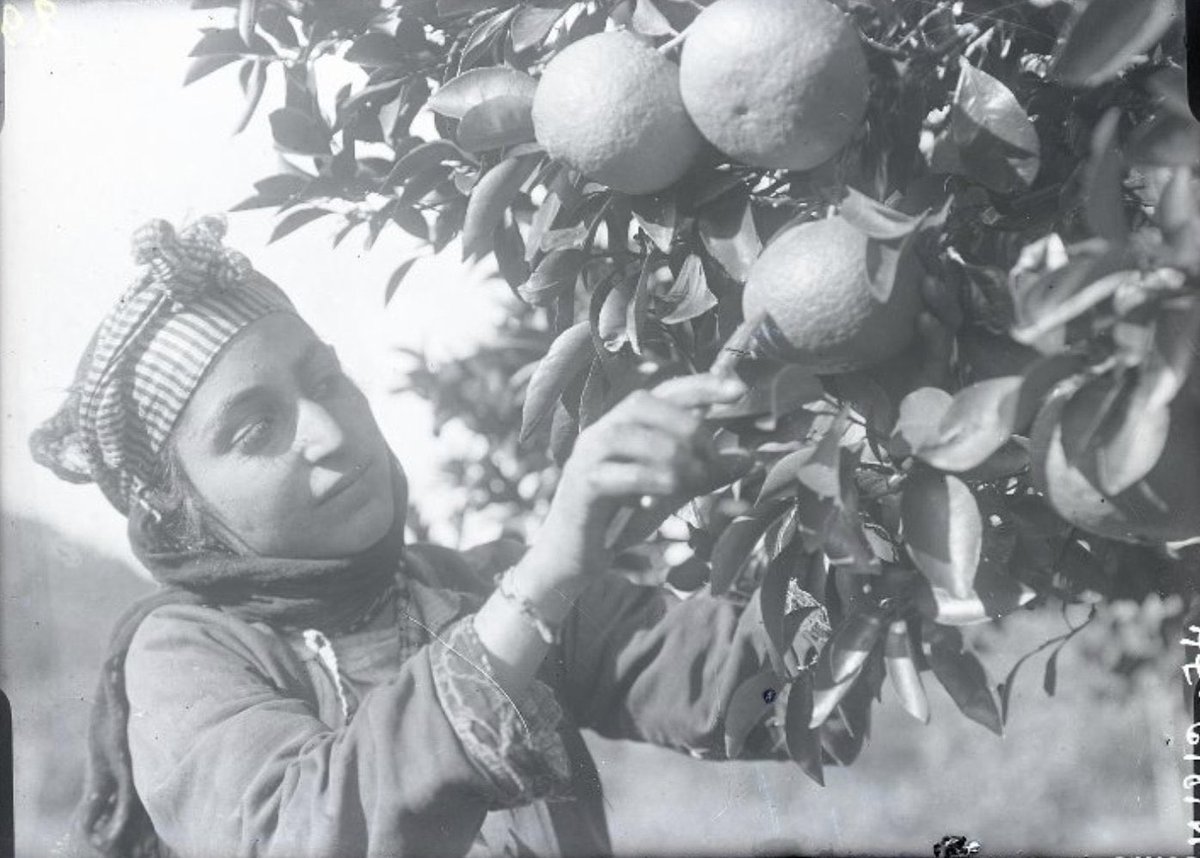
[30,214,298,516]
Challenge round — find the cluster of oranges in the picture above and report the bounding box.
[531,0,920,376]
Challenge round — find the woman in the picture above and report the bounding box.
[31,215,797,858]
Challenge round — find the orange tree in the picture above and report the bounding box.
[190,0,1198,775]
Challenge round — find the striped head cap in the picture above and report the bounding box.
[30,214,297,516]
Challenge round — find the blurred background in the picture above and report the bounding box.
[0,1,1192,855]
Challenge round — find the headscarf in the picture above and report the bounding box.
[28,215,412,856]
[30,214,295,518]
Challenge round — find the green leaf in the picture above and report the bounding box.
[1143,298,1200,408]
[184,54,239,86]
[772,367,824,423]
[462,8,517,66]
[794,418,845,502]
[231,173,307,211]
[597,275,636,351]
[461,154,541,260]
[626,254,655,356]
[1010,255,1132,346]
[758,448,813,504]
[237,0,259,40]
[1128,112,1200,167]
[884,621,929,724]
[384,258,420,305]
[698,192,761,283]
[385,141,472,189]
[334,79,408,133]
[1084,109,1129,246]
[392,207,430,241]
[817,667,875,764]
[428,67,537,120]
[784,676,824,786]
[951,59,1040,195]
[839,187,924,241]
[268,208,330,243]
[901,470,981,600]
[666,555,711,591]
[1158,168,1200,268]
[723,667,782,758]
[549,399,579,467]
[188,28,271,57]
[520,248,583,307]
[519,321,594,445]
[345,31,410,67]
[539,224,589,253]
[437,0,505,17]
[457,95,536,153]
[890,387,953,457]
[526,168,576,263]
[493,212,531,290]
[825,609,886,685]
[1014,354,1088,433]
[928,631,1003,736]
[632,193,677,253]
[710,502,788,596]
[1050,0,1176,88]
[918,376,1022,473]
[631,0,675,36]
[658,255,716,324]
[232,60,268,135]
[863,226,921,303]
[510,3,567,53]
[1091,369,1171,495]
[269,107,330,155]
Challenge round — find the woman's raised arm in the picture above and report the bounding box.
[545,572,781,760]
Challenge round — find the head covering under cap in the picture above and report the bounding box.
[30,214,296,516]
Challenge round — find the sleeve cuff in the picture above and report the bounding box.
[429,614,574,809]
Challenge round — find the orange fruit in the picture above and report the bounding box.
[743,215,923,373]
[678,0,869,171]
[531,31,704,194]
[1030,376,1200,543]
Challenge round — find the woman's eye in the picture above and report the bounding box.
[232,417,274,452]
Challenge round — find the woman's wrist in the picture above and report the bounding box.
[469,540,588,693]
[508,538,589,625]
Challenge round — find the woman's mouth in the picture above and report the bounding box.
[316,461,371,505]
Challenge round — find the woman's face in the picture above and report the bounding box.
[171,313,398,559]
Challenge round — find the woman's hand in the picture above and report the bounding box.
[531,373,749,584]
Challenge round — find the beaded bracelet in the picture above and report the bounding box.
[492,565,563,646]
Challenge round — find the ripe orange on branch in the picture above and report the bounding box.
[678,0,869,171]
[531,31,703,194]
[743,215,923,374]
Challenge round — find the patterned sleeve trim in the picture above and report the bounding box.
[429,614,575,810]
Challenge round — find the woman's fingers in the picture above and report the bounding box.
[650,373,748,410]
[587,461,697,498]
[587,423,682,465]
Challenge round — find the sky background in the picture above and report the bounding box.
[1,0,510,571]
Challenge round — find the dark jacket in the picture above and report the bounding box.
[122,540,781,857]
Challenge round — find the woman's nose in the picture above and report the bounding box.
[293,398,348,462]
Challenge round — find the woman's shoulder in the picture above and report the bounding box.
[404,537,528,595]
[125,600,298,675]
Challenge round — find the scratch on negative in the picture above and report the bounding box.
[399,609,533,736]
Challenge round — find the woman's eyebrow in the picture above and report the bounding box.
[202,386,270,439]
